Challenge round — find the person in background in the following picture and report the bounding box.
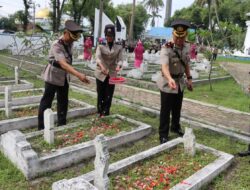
[190,43,197,60]
[38,20,90,130]
[156,19,193,144]
[212,46,218,61]
[134,40,144,68]
[95,24,123,117]
[83,37,93,61]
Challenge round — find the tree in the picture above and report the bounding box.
[50,0,66,32]
[128,0,136,46]
[115,3,149,40]
[71,0,87,24]
[143,0,164,27]
[22,0,30,32]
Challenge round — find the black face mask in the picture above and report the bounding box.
[108,41,113,50]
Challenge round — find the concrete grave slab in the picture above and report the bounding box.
[0,114,152,179]
[53,138,233,190]
[0,99,96,134]
[0,88,44,108]
[0,80,34,92]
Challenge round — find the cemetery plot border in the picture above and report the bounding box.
[53,138,234,190]
[0,114,152,179]
[0,79,34,92]
[0,99,96,134]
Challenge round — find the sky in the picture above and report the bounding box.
[0,0,195,27]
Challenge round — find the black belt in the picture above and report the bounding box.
[49,60,62,69]
[171,73,184,79]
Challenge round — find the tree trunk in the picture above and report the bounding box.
[23,0,30,32]
[98,0,103,39]
[128,0,136,47]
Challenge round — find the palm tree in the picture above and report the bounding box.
[143,0,164,27]
[195,0,223,31]
[128,0,136,47]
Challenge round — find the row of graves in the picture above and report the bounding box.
[0,65,238,190]
[73,50,230,88]
[0,66,242,189]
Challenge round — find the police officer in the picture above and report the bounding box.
[95,24,123,117]
[157,19,193,144]
[38,20,90,130]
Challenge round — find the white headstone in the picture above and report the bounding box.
[15,66,19,84]
[244,13,250,55]
[140,61,148,73]
[94,134,109,190]
[44,109,54,144]
[183,127,196,157]
[4,86,12,118]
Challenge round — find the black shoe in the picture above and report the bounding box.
[171,129,184,137]
[160,137,168,144]
[238,151,250,157]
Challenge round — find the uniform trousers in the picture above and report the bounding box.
[38,80,69,130]
[96,76,115,116]
[159,87,183,138]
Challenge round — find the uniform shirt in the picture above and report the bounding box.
[157,42,190,94]
[48,36,73,83]
[95,43,123,82]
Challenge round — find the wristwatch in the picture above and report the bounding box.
[187,76,192,80]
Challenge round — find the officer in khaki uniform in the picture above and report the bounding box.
[157,19,193,144]
[95,24,123,116]
[38,20,90,130]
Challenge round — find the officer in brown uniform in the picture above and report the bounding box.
[95,24,123,116]
[38,20,90,130]
[157,19,193,144]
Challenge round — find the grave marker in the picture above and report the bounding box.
[94,134,110,190]
[44,109,54,144]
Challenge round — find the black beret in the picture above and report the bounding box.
[171,19,190,37]
[65,20,83,33]
[171,19,191,28]
[104,24,115,37]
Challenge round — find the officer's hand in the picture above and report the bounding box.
[168,78,177,89]
[186,79,193,91]
[101,67,109,75]
[115,65,122,72]
[78,73,90,84]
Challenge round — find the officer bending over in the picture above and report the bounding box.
[38,20,90,130]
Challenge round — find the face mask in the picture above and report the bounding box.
[68,30,81,41]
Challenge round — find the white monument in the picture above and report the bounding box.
[244,13,250,55]
[44,109,54,144]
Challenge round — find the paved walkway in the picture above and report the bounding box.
[1,55,250,136]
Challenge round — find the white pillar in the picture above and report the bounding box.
[15,66,19,85]
[183,127,196,157]
[244,13,250,55]
[4,86,12,118]
[44,109,54,144]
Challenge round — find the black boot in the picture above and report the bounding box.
[160,137,168,144]
[171,128,184,137]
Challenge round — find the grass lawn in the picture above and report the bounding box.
[217,56,250,64]
[185,78,250,112]
[0,56,249,190]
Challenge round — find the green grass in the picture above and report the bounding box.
[217,56,250,64]
[185,78,250,112]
